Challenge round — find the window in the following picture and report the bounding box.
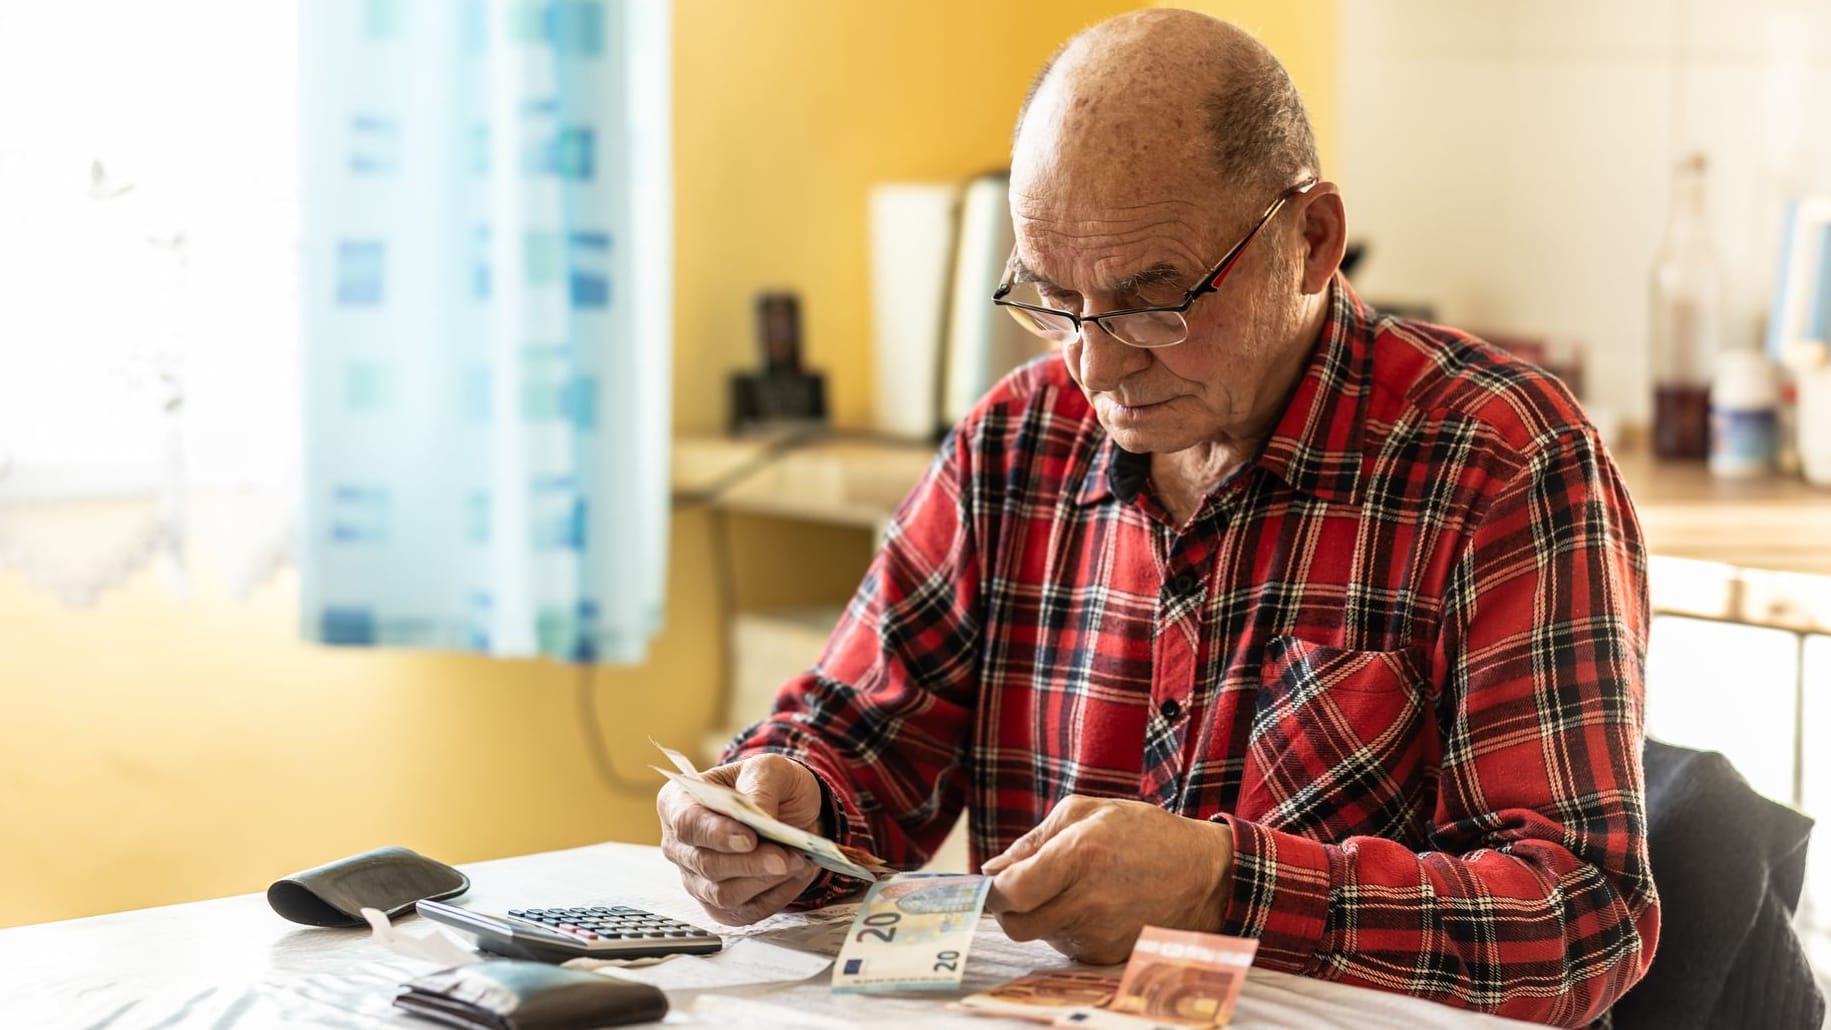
[0,1,300,598]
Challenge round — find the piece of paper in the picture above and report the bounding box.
[570,938,832,992]
[360,907,479,969]
[720,902,860,956]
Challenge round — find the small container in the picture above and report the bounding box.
[1776,377,1800,477]
[1709,346,1779,478]
[1650,154,1722,461]
[1797,344,1831,488]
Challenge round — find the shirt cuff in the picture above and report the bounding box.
[1216,814,1332,973]
[722,741,875,910]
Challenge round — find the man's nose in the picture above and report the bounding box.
[1075,320,1150,392]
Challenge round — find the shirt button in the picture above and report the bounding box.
[1160,698,1182,721]
[1167,572,1199,596]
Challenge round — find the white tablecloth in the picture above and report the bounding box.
[1,842,1536,1028]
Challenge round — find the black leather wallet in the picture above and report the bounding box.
[267,845,470,927]
[395,960,668,1029]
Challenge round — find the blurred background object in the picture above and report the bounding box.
[730,291,828,435]
[1650,153,1722,461]
[868,172,1042,442]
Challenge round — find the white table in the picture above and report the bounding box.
[2,842,1534,1028]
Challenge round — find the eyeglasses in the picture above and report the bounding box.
[991,179,1317,349]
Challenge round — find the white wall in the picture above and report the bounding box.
[1339,0,1831,430]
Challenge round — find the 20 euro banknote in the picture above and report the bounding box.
[831,873,992,993]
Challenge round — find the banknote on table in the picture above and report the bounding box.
[831,873,991,993]
[1052,926,1258,1029]
[651,740,892,883]
[948,969,1123,1023]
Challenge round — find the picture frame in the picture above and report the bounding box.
[1765,194,1831,366]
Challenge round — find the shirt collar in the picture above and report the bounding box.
[1252,274,1372,505]
[1076,440,1149,506]
[1075,273,1372,508]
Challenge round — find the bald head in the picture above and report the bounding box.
[1013,9,1317,211]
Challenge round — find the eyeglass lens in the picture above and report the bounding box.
[996,283,1189,348]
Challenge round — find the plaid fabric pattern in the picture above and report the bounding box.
[726,276,1658,1026]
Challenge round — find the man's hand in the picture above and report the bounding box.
[656,754,823,925]
[983,795,1235,965]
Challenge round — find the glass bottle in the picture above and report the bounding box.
[1649,153,1721,460]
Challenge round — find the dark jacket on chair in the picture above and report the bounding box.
[1610,739,1824,1029]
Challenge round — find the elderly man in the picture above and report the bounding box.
[658,9,1658,1025]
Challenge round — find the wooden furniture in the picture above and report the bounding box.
[678,434,1831,633]
[1612,450,1831,635]
[674,432,937,534]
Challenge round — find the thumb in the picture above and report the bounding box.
[983,803,1070,875]
[734,756,795,819]
[983,794,1093,875]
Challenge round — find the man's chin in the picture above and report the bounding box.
[1098,421,1184,455]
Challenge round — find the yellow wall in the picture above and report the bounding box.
[673,0,1139,433]
[0,1,1336,929]
[0,516,722,928]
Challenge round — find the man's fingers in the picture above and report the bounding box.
[663,793,762,853]
[733,761,783,819]
[994,887,1133,965]
[994,890,1078,945]
[983,816,1057,877]
[687,854,821,926]
[713,865,820,925]
[981,827,1041,876]
[983,794,1094,875]
[662,837,796,881]
[987,831,1081,915]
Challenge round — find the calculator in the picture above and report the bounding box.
[415,899,723,963]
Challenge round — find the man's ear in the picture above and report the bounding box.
[1295,184,1347,295]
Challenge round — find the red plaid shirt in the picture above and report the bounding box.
[726,276,1658,1025]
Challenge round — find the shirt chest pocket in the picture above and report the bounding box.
[1236,637,1435,847]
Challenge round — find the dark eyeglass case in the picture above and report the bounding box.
[267,845,470,928]
[396,959,668,1029]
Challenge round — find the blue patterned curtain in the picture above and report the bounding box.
[299,0,671,663]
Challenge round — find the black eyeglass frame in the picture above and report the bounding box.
[991,178,1319,348]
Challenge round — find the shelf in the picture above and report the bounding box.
[675,433,1831,636]
[1612,450,1831,635]
[716,439,935,530]
[674,434,938,531]
[1613,450,1831,579]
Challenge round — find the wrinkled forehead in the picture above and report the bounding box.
[1011,96,1234,240]
[1007,145,1232,288]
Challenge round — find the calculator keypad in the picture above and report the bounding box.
[507,906,717,946]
